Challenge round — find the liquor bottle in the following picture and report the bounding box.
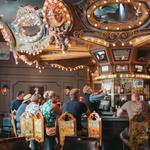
[120,84,124,94]
[117,86,121,94]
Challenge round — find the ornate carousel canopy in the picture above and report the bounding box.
[0,0,150,73]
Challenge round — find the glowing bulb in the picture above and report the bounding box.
[66,14,70,18]
[67,21,71,24]
[87,15,90,18]
[145,12,148,15]
[139,21,142,25]
[112,43,116,47]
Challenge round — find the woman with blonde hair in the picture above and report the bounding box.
[25,94,40,150]
[42,90,62,150]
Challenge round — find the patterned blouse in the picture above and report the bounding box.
[25,102,40,115]
[41,100,56,127]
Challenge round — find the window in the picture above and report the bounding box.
[116,64,129,72]
[92,50,108,63]
[101,65,109,73]
[112,49,131,61]
[135,65,144,73]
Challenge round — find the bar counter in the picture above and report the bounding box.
[102,116,129,150]
[102,116,128,121]
[82,115,129,150]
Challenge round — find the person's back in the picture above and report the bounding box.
[16,94,31,133]
[41,90,62,150]
[62,88,87,130]
[63,100,87,130]
[16,103,28,131]
[11,100,22,111]
[10,91,25,112]
[25,94,40,115]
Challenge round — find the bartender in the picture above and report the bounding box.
[89,89,107,112]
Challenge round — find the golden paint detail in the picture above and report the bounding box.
[94,74,150,80]
[129,35,150,47]
[81,36,109,47]
[43,0,73,51]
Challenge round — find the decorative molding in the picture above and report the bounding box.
[11,6,49,55]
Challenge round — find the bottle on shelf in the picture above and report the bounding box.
[120,84,124,94]
[117,85,121,94]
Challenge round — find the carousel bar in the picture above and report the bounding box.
[0,0,150,150]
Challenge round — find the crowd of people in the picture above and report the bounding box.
[9,84,107,150]
[9,84,150,150]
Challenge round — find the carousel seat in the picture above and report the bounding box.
[0,137,31,150]
[120,113,150,150]
[62,136,100,150]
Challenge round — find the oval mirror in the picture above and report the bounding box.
[94,3,141,23]
[87,1,149,31]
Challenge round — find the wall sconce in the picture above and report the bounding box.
[0,85,9,96]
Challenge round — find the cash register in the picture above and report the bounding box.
[99,96,114,116]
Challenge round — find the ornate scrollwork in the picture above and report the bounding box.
[11,6,49,55]
[0,18,16,56]
[43,0,73,51]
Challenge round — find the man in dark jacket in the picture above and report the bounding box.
[10,91,25,112]
[62,88,88,131]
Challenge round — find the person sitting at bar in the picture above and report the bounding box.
[89,88,107,112]
[41,90,62,150]
[62,88,89,132]
[25,94,40,150]
[16,93,31,134]
[25,94,40,115]
[117,91,150,140]
[43,90,50,102]
[10,90,25,112]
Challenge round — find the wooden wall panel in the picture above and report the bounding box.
[0,54,89,114]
